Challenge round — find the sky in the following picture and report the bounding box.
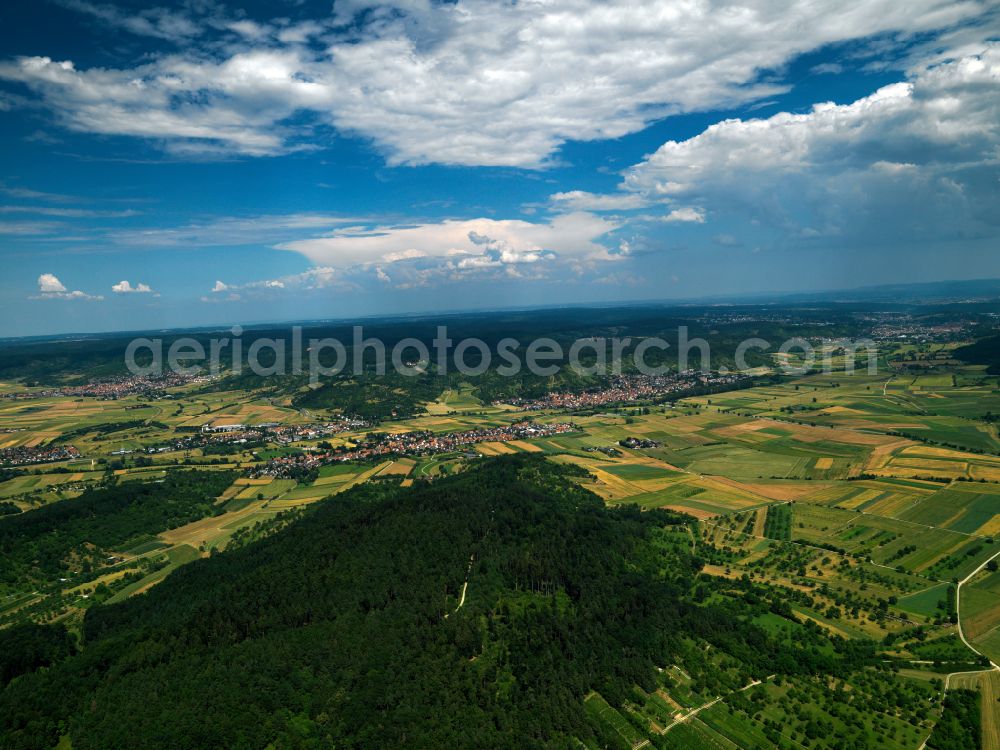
[0,0,998,337]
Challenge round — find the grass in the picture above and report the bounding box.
[601,463,682,481]
[898,583,952,618]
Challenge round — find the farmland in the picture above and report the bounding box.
[3,332,1000,748]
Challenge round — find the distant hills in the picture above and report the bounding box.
[750,278,1000,304]
[3,278,999,346]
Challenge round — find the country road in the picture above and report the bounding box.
[445,554,475,618]
[918,547,1000,749]
[956,548,1000,670]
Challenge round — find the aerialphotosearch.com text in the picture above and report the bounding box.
[125,325,879,384]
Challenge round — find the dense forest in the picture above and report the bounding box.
[0,470,235,588]
[1,456,895,749]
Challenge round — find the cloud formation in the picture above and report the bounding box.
[660,207,706,224]
[38,273,66,293]
[32,273,103,300]
[623,44,1000,241]
[278,213,621,271]
[205,266,348,302]
[111,279,155,294]
[0,1,991,165]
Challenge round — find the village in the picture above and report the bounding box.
[1,373,197,401]
[141,418,371,455]
[0,444,80,466]
[501,371,747,411]
[253,420,576,479]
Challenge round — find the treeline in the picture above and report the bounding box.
[0,455,876,750]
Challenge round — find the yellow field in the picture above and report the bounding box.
[711,477,824,503]
[160,500,268,548]
[378,459,416,476]
[507,440,543,453]
[476,442,517,456]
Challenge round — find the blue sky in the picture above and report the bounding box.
[0,0,998,337]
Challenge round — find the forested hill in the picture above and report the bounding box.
[955,334,1000,374]
[2,456,852,749]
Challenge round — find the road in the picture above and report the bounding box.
[444,554,475,618]
[918,547,1000,749]
[956,548,1000,670]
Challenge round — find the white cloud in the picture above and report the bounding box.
[226,20,269,40]
[0,52,333,157]
[111,279,155,294]
[660,207,706,223]
[549,191,648,211]
[32,273,103,300]
[1,1,991,165]
[277,213,620,270]
[38,273,66,293]
[204,267,350,301]
[623,45,1000,240]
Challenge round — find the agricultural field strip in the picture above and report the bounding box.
[661,675,775,736]
[701,510,954,585]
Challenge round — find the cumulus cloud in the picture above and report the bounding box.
[660,207,706,223]
[38,273,66,293]
[204,267,350,301]
[32,273,103,300]
[623,45,1000,241]
[111,279,155,294]
[0,1,991,165]
[277,213,620,271]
